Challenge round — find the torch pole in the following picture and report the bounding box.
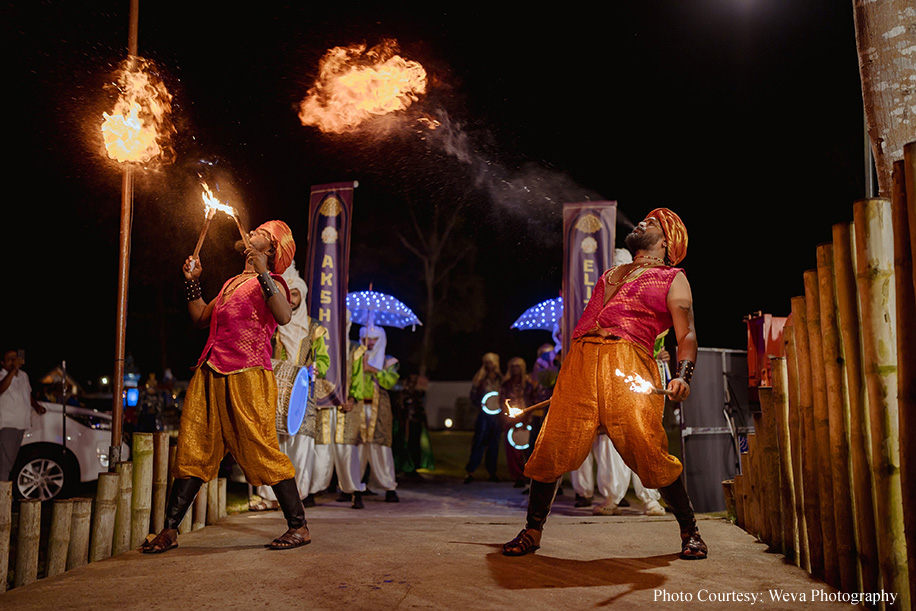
[110,0,140,470]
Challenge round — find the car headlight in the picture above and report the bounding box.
[97,444,110,469]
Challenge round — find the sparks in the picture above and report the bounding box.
[101,58,173,164]
[615,368,657,394]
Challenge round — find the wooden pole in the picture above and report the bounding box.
[65,498,92,571]
[207,477,219,525]
[89,471,120,562]
[892,158,916,600]
[193,480,208,531]
[151,432,169,534]
[832,220,881,596]
[816,243,859,593]
[46,499,73,578]
[905,142,916,290]
[112,461,132,555]
[218,477,228,518]
[804,271,839,588]
[758,387,782,552]
[770,357,796,561]
[783,324,808,570]
[791,295,824,580]
[738,452,750,531]
[131,433,154,548]
[722,479,736,523]
[746,430,761,539]
[733,474,745,527]
[13,499,41,588]
[853,197,909,609]
[0,482,11,593]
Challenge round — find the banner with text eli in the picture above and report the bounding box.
[561,202,617,347]
[306,181,356,406]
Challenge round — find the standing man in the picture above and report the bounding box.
[464,353,503,484]
[0,350,46,482]
[503,208,705,560]
[143,220,310,553]
[355,325,400,503]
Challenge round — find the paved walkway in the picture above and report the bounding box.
[3,477,869,610]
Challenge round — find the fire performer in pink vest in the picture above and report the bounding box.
[143,220,311,553]
[502,208,706,560]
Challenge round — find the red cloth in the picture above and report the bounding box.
[256,220,296,274]
[646,208,688,266]
[572,266,683,355]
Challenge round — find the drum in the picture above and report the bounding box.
[271,359,311,434]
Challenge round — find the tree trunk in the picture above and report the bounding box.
[853,0,916,196]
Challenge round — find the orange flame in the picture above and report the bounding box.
[506,400,523,418]
[101,58,173,163]
[615,368,656,394]
[298,40,427,134]
[201,183,236,217]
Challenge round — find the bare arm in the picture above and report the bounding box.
[666,271,697,402]
[245,247,292,325]
[183,256,217,329]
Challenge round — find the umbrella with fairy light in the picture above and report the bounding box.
[346,290,423,330]
[510,297,562,331]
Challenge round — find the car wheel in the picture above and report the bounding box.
[12,446,77,501]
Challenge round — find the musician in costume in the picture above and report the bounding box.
[354,324,400,503]
[310,312,370,509]
[143,220,310,553]
[503,208,705,560]
[251,261,329,510]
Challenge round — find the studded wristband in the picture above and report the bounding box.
[185,278,202,302]
[257,272,281,300]
[676,360,695,385]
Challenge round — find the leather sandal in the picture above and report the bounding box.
[248,499,279,512]
[680,528,708,560]
[268,526,311,550]
[141,529,178,554]
[502,528,541,556]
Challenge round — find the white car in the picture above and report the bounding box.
[11,402,128,501]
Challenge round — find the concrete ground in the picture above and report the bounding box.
[3,475,864,610]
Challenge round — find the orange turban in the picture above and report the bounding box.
[256,220,296,275]
[646,208,688,266]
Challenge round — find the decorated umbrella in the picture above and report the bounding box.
[510,297,562,331]
[346,290,423,330]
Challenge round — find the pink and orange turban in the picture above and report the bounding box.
[646,208,688,266]
[256,220,296,275]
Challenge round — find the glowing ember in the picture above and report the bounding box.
[298,40,427,134]
[101,58,173,163]
[506,400,523,418]
[615,368,656,394]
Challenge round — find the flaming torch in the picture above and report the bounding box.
[101,0,174,469]
[191,183,248,270]
[614,369,673,396]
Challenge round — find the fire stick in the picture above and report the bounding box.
[507,386,674,418]
[192,208,216,259]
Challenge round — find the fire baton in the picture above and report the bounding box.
[506,387,674,418]
[232,211,252,250]
[190,207,216,269]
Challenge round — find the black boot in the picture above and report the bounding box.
[658,475,707,559]
[164,477,204,530]
[525,479,560,531]
[271,478,307,530]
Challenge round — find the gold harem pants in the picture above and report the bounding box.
[524,335,682,489]
[173,365,296,487]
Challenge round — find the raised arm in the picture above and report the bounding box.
[183,256,216,329]
[666,271,697,402]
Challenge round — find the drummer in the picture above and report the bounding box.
[251,261,329,511]
[143,220,311,553]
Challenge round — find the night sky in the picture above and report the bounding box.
[5,2,867,387]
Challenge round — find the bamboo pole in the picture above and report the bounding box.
[734,473,745,529]
[783,324,808,570]
[758,388,782,552]
[770,357,796,561]
[853,197,908,609]
[746,430,762,540]
[804,270,839,588]
[832,220,881,596]
[65,498,91,571]
[218,477,227,518]
[722,479,736,523]
[0,482,11,593]
[816,243,859,592]
[791,295,824,579]
[207,477,219,525]
[13,499,41,588]
[46,499,73,578]
[905,142,916,292]
[193,480,208,531]
[89,471,120,562]
[737,453,749,530]
[151,432,169,534]
[167,444,193,534]
[892,158,916,600]
[131,433,154,548]
[112,461,132,555]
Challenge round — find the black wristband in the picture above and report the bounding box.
[257,271,280,300]
[185,278,202,302]
[676,360,695,385]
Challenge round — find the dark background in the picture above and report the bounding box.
[4,2,866,387]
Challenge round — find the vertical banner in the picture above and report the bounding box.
[561,202,617,348]
[306,181,356,406]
